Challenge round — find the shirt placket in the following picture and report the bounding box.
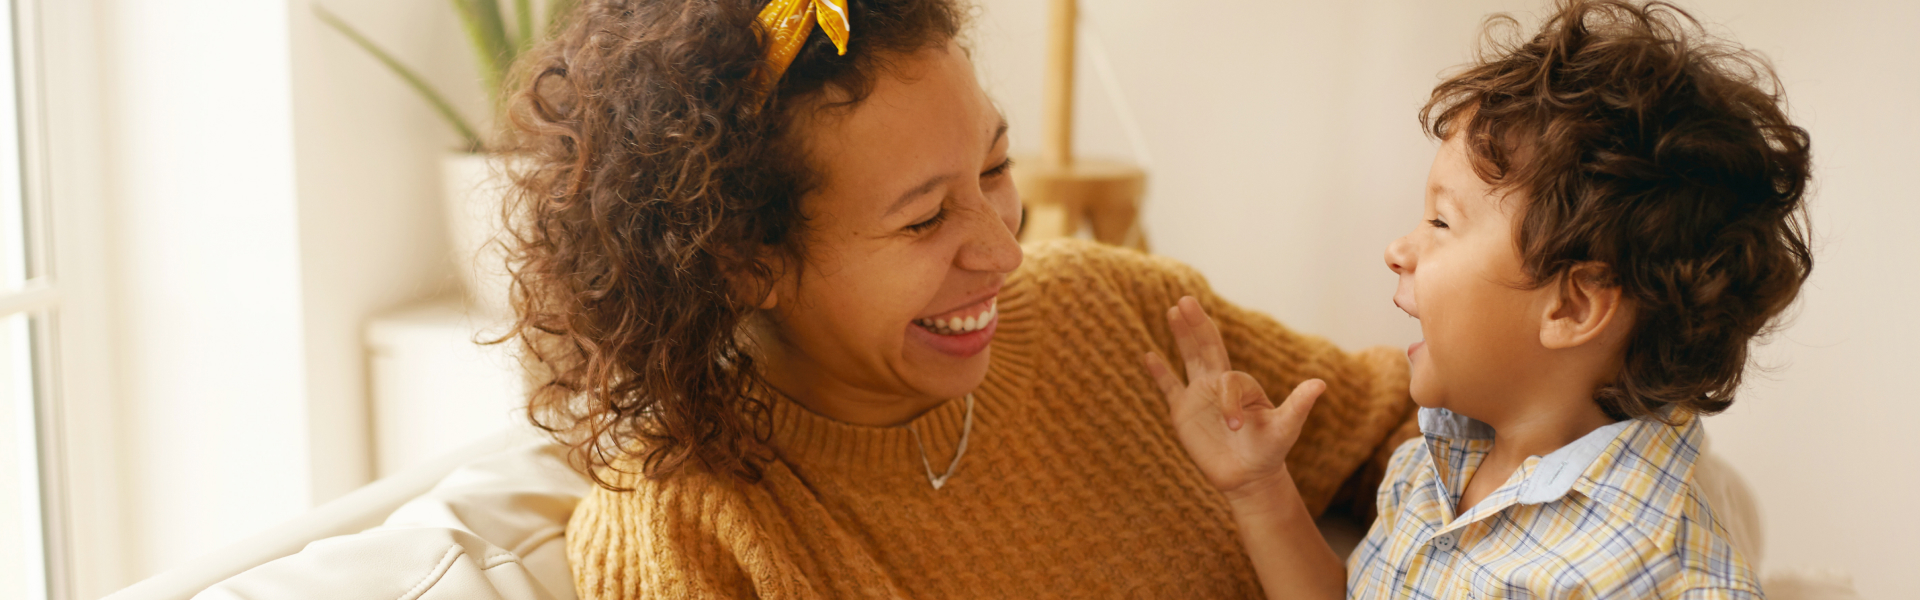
[1387,482,1451,596]
[1432,458,1539,598]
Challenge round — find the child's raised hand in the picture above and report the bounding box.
[1143,296,1324,501]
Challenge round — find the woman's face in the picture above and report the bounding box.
[757,42,1023,423]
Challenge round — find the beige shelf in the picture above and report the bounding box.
[364,295,526,477]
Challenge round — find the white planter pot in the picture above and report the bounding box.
[440,152,515,317]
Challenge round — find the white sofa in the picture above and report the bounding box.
[104,432,586,600]
[102,431,1860,600]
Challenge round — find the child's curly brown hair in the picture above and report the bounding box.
[499,0,965,487]
[1422,0,1813,421]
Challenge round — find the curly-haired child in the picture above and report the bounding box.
[1144,1,1811,598]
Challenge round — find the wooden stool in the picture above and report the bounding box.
[1015,158,1147,251]
[1014,0,1149,252]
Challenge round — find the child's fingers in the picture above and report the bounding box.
[1221,370,1274,411]
[1141,352,1186,399]
[1177,296,1233,375]
[1217,372,1249,431]
[1168,304,1211,382]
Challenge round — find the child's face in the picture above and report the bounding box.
[1384,134,1554,415]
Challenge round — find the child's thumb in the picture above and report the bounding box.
[1271,379,1324,443]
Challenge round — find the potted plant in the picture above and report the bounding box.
[316,0,578,316]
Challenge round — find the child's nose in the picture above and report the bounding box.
[1385,234,1415,275]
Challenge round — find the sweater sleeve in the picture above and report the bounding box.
[566,471,822,600]
[1045,240,1420,516]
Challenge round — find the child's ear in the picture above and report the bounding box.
[1539,263,1631,350]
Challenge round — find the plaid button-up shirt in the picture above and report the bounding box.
[1346,408,1763,599]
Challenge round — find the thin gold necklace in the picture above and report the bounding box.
[907,394,974,490]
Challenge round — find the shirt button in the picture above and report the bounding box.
[1432,533,1458,551]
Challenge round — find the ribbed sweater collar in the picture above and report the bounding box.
[766,276,1040,473]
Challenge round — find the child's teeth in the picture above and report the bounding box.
[963,316,977,330]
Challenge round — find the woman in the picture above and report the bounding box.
[503,0,1415,596]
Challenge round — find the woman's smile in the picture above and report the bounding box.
[909,295,999,357]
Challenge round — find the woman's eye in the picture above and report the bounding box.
[982,157,1015,178]
[1427,218,1449,229]
[905,209,948,233]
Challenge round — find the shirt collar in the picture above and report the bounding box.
[1417,407,1495,441]
[1416,407,1703,509]
[1514,416,1635,504]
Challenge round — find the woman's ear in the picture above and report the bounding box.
[1539,263,1630,350]
[731,252,791,312]
[731,273,781,311]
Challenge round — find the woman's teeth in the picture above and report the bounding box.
[914,300,997,336]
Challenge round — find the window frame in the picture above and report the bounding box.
[13,0,125,597]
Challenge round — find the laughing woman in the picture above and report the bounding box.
[504,0,1415,597]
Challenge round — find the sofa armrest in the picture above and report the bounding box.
[104,430,590,600]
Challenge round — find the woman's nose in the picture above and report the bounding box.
[958,203,1024,274]
[1385,233,1415,275]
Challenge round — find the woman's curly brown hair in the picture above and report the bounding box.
[499,0,964,487]
[1422,0,1813,421]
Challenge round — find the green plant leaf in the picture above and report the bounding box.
[546,0,580,34]
[315,5,485,152]
[452,0,515,104]
[514,0,534,52]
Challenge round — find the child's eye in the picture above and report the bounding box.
[905,209,948,233]
[1427,218,1449,229]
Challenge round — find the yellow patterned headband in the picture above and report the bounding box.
[757,0,851,82]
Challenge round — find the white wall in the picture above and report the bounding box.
[971,0,1917,597]
[971,0,1502,347]
[100,0,312,583]
[1682,0,1920,593]
[96,0,469,587]
[286,0,473,504]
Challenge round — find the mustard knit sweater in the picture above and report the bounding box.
[568,240,1417,599]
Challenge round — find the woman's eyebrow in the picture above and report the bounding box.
[887,174,953,217]
[987,118,1007,153]
[884,118,1012,217]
